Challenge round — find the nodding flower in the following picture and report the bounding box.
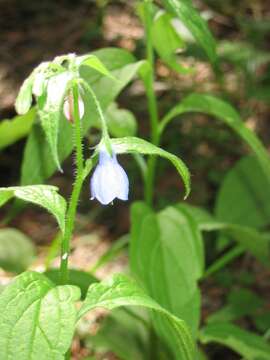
[63,95,84,122]
[90,146,129,205]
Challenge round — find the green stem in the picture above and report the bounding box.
[60,83,84,285]
[143,0,160,206]
[80,80,111,149]
[202,245,245,279]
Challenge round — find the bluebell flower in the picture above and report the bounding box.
[90,146,129,205]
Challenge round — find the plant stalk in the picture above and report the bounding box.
[202,245,245,279]
[143,0,160,206]
[60,83,84,284]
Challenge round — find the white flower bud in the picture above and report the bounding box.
[63,95,85,122]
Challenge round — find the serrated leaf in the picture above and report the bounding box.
[160,94,270,184]
[0,108,35,150]
[161,0,217,66]
[0,228,35,273]
[199,322,270,360]
[0,271,80,360]
[21,48,144,186]
[0,185,66,233]
[38,71,71,170]
[78,274,195,360]
[15,74,34,115]
[111,136,190,198]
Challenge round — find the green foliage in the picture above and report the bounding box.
[206,289,263,324]
[253,312,270,333]
[21,48,144,186]
[160,94,270,184]
[15,75,35,115]
[0,185,66,233]
[105,103,137,137]
[179,203,270,265]
[0,271,80,360]
[78,274,195,360]
[152,11,192,74]
[0,228,35,273]
[216,156,270,228]
[161,0,217,67]
[217,40,270,71]
[200,322,270,360]
[130,202,202,356]
[111,136,191,198]
[45,269,97,300]
[88,308,149,360]
[77,54,115,79]
[37,71,71,170]
[0,109,35,150]
[4,1,270,358]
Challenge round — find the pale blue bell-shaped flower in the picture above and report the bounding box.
[90,147,129,205]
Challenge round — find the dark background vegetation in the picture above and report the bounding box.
[0,0,269,359]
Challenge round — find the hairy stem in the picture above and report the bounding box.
[60,83,84,284]
[143,0,160,206]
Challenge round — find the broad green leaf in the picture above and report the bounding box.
[207,289,263,324]
[216,156,270,228]
[131,203,202,329]
[176,203,215,228]
[152,11,191,74]
[45,268,97,300]
[178,203,270,264]
[130,203,202,357]
[0,185,66,233]
[0,271,80,360]
[0,108,35,150]
[21,48,144,186]
[111,136,190,198]
[0,228,35,273]
[199,322,270,360]
[15,74,34,115]
[38,71,71,170]
[161,0,217,66]
[78,274,195,360]
[89,308,149,360]
[78,54,115,79]
[105,103,137,137]
[160,94,270,184]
